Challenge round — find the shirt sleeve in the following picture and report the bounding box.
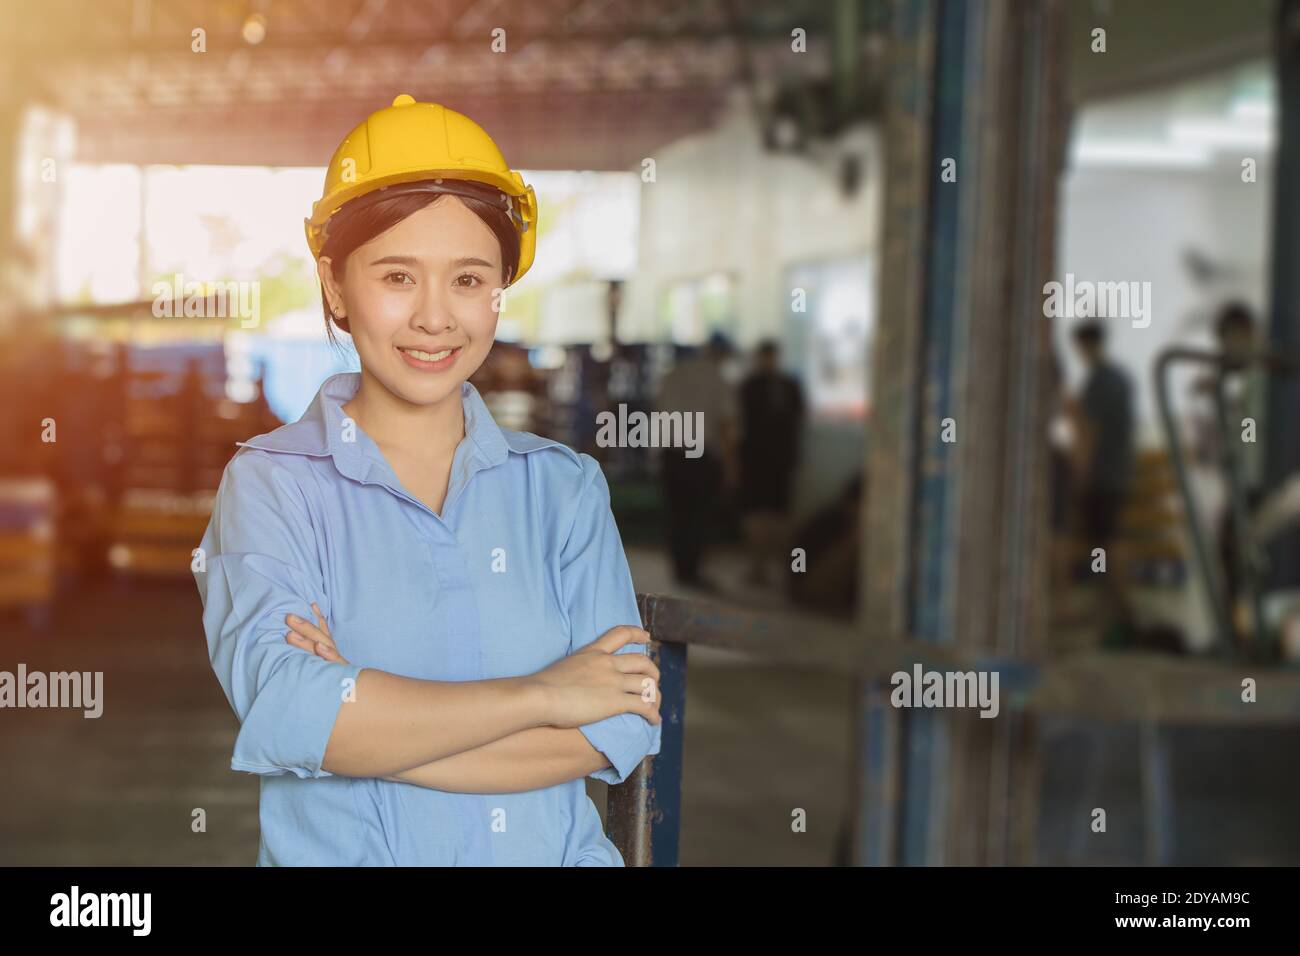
[560,453,663,785]
[193,450,363,779]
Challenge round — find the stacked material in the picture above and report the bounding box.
[109,358,279,580]
[109,489,215,579]
[0,478,56,626]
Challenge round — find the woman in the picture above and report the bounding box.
[194,94,662,866]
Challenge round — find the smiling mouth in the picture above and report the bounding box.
[398,346,460,362]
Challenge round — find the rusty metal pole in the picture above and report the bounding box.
[1264,0,1300,592]
[856,0,1066,866]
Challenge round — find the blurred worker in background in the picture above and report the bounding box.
[654,331,737,592]
[738,338,804,589]
[1211,301,1267,639]
[1046,349,1077,591]
[1070,317,1135,636]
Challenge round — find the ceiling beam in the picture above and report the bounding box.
[70,89,728,168]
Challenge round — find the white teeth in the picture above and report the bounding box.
[402,347,455,362]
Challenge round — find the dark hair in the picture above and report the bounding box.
[317,180,522,346]
[1214,300,1255,341]
[756,338,779,358]
[1072,318,1105,348]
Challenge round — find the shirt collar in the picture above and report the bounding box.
[237,372,555,485]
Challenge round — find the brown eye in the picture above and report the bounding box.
[454,273,483,288]
[385,271,415,285]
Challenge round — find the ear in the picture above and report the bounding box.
[316,255,346,318]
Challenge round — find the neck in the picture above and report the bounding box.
[343,367,466,461]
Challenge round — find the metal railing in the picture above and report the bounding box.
[606,589,1300,865]
[1154,344,1300,656]
[606,592,862,866]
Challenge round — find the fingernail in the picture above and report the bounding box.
[287,614,301,624]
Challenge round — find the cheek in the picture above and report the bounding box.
[366,289,415,328]
[462,298,500,345]
[350,293,410,346]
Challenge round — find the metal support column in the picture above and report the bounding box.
[856,0,1067,866]
[1264,0,1300,590]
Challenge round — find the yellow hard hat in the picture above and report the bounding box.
[305,93,538,286]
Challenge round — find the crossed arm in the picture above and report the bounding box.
[386,726,611,793]
[202,449,660,793]
[284,606,651,793]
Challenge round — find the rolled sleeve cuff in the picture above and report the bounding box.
[579,712,660,785]
[230,658,365,779]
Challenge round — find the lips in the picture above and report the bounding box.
[396,344,463,372]
[399,346,457,362]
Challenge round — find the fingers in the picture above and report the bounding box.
[285,630,317,654]
[283,632,338,660]
[311,603,332,639]
[613,653,660,683]
[313,642,346,664]
[632,693,662,725]
[284,608,345,663]
[286,628,345,663]
[286,611,335,651]
[620,674,659,701]
[615,669,661,726]
[639,676,659,704]
[592,624,651,653]
[614,687,661,725]
[310,605,342,661]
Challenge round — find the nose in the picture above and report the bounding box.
[410,284,457,337]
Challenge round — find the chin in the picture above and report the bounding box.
[394,376,465,408]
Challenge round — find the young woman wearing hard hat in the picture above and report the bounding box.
[194,94,661,865]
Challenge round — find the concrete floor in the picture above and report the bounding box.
[0,546,856,866]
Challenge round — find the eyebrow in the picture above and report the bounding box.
[368,255,497,268]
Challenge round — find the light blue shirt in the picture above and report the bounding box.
[194,372,660,865]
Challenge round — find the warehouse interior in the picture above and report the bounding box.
[1,0,1299,866]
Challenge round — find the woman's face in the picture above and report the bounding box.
[319,196,504,409]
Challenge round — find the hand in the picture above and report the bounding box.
[529,625,661,729]
[284,603,350,665]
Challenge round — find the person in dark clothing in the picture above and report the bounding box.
[1047,350,1076,590]
[1070,318,1135,630]
[655,332,738,592]
[738,339,805,588]
[1210,302,1265,640]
